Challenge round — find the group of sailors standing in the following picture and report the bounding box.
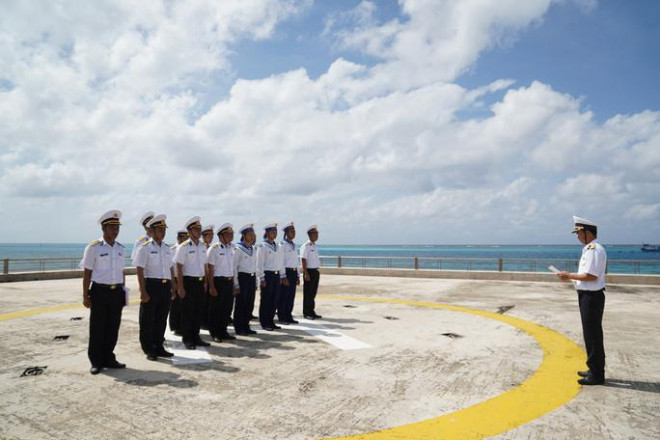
[80,210,322,375]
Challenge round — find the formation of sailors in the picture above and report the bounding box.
[80,210,322,375]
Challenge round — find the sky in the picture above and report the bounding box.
[0,0,658,245]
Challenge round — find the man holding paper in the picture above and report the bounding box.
[556,216,607,386]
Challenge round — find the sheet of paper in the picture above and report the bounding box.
[548,265,560,273]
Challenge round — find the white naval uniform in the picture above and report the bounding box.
[233,243,257,289]
[80,238,126,284]
[173,239,206,277]
[300,240,320,269]
[576,240,607,291]
[256,241,286,283]
[134,239,174,280]
[207,242,234,278]
[281,239,299,270]
[131,235,150,265]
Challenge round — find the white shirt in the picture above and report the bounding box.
[281,239,298,269]
[300,240,320,269]
[134,239,174,280]
[233,242,257,288]
[256,241,286,282]
[207,242,234,278]
[173,239,206,277]
[131,235,150,264]
[576,240,607,291]
[80,238,125,284]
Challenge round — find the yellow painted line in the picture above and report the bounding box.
[0,295,584,439]
[320,295,585,440]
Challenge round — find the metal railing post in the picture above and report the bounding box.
[414,257,419,270]
[3,259,8,275]
[337,256,342,268]
[498,258,503,272]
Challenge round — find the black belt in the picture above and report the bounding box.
[238,272,255,277]
[577,288,605,293]
[307,267,319,271]
[285,268,298,273]
[183,276,205,282]
[264,270,279,275]
[93,282,123,290]
[214,276,233,281]
[146,278,171,284]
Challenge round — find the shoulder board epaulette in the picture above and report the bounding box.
[140,240,151,247]
[138,236,148,243]
[89,240,100,246]
[587,243,596,250]
[182,239,192,246]
[211,242,219,248]
[117,242,125,247]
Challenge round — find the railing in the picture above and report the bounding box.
[1,256,660,275]
[320,256,660,275]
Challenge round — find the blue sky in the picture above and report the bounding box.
[0,0,658,244]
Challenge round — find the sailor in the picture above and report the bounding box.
[206,223,237,342]
[168,228,188,336]
[173,216,210,349]
[279,221,300,324]
[256,223,286,331]
[200,224,215,331]
[131,211,154,264]
[134,214,176,361]
[232,224,258,336]
[80,210,127,375]
[300,225,322,320]
[557,216,608,385]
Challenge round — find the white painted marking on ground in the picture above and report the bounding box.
[164,329,213,365]
[284,319,372,350]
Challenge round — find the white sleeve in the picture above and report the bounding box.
[232,248,240,288]
[173,243,187,266]
[134,244,148,268]
[206,246,216,266]
[256,245,265,282]
[80,244,95,270]
[279,248,286,278]
[300,243,308,263]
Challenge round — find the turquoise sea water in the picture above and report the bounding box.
[0,243,659,274]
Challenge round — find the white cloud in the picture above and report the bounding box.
[0,0,658,244]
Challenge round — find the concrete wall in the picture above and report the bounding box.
[1,266,658,285]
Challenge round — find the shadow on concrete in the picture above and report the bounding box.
[603,378,660,394]
[316,317,374,325]
[106,368,199,388]
[173,362,240,373]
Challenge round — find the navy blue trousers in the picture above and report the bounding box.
[259,272,281,328]
[234,273,255,333]
[578,289,606,378]
[278,268,298,321]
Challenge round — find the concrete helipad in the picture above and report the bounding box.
[1,275,659,439]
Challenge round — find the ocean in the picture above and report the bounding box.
[1,243,659,275]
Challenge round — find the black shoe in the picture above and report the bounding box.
[90,366,102,375]
[289,319,299,324]
[157,348,174,358]
[577,370,590,378]
[235,331,251,336]
[212,336,223,343]
[221,333,236,340]
[312,314,322,319]
[248,329,257,334]
[184,343,196,350]
[578,375,605,386]
[278,320,290,325]
[262,326,275,331]
[304,315,316,320]
[146,352,159,361]
[195,339,211,347]
[106,360,126,369]
[273,325,282,330]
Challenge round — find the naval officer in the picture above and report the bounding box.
[232,224,258,336]
[279,222,300,324]
[200,224,215,331]
[257,223,286,331]
[206,223,237,342]
[300,225,322,320]
[173,216,210,349]
[557,216,608,385]
[80,210,127,375]
[131,211,154,264]
[134,214,176,361]
[168,228,188,335]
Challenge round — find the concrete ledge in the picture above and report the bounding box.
[1,267,658,285]
[320,267,660,286]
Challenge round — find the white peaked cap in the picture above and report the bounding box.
[147,214,167,228]
[99,210,122,225]
[307,224,319,233]
[202,224,215,233]
[239,223,254,234]
[282,221,294,230]
[185,216,202,229]
[140,211,155,226]
[216,223,233,234]
[263,222,278,230]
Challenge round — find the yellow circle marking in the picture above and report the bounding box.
[0,295,585,439]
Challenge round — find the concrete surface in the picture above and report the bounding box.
[0,275,659,439]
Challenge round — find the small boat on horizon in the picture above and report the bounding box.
[641,243,660,252]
